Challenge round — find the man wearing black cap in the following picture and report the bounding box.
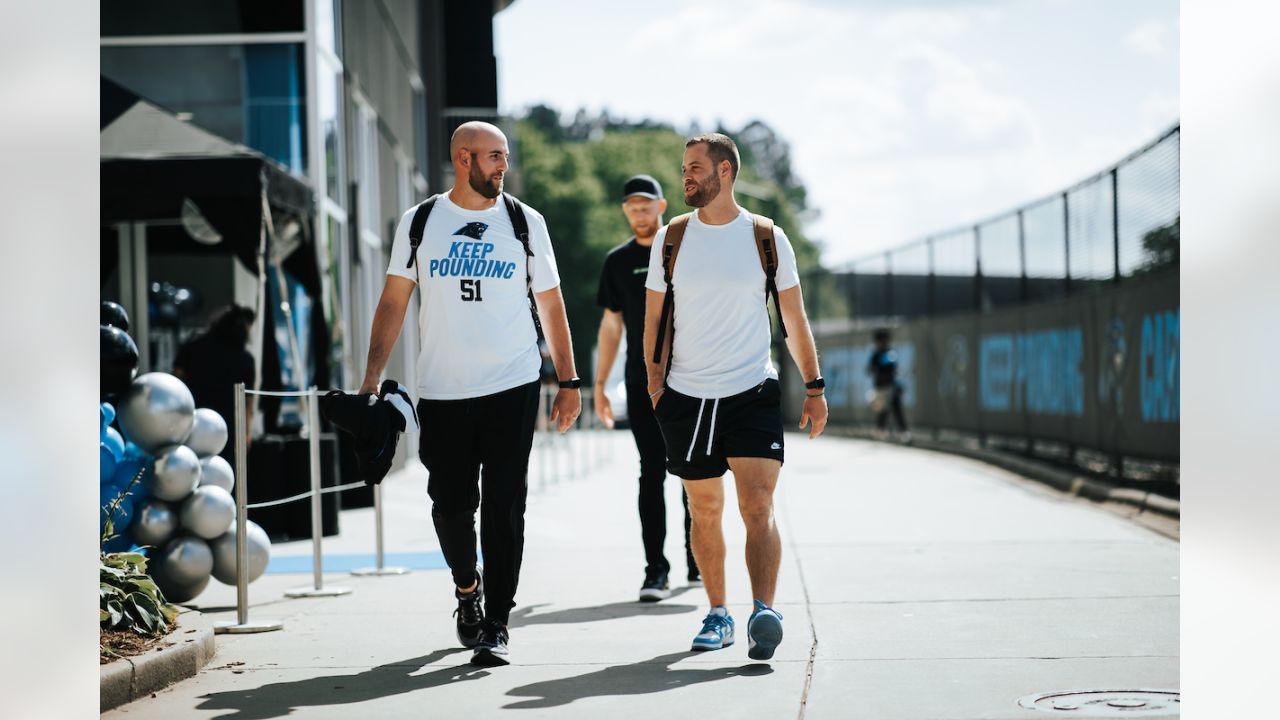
[595,175,699,601]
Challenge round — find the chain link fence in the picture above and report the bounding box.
[793,125,1179,483]
[807,125,1179,321]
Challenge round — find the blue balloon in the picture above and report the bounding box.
[100,444,118,485]
[103,427,125,460]
[123,441,148,460]
[101,402,116,430]
[112,457,148,494]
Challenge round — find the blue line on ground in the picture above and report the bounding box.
[266,551,449,574]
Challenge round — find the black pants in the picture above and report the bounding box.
[876,383,908,431]
[626,378,695,577]
[417,380,539,625]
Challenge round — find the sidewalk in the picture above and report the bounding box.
[103,431,1178,719]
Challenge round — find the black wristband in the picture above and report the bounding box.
[804,376,825,390]
[558,377,582,389]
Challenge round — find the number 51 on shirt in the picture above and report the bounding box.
[460,279,484,301]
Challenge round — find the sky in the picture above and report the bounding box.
[494,0,1179,266]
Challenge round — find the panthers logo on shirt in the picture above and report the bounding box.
[453,222,489,240]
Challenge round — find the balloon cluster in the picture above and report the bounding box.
[100,302,271,604]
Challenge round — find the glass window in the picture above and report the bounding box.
[413,87,428,181]
[315,0,343,57]
[325,214,350,388]
[102,44,248,145]
[101,43,308,174]
[243,44,307,173]
[102,0,304,37]
[318,61,345,203]
[354,101,380,242]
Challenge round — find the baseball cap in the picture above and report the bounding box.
[622,174,663,200]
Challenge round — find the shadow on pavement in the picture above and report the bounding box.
[508,586,699,628]
[504,651,773,709]
[194,648,485,720]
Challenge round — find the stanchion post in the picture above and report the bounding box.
[286,387,351,597]
[214,383,282,634]
[352,482,409,576]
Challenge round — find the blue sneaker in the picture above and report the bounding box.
[747,600,783,660]
[691,606,735,651]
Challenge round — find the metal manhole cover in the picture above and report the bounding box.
[1018,689,1180,716]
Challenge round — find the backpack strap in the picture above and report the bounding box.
[652,213,691,368]
[406,194,439,284]
[501,192,545,342]
[752,214,788,339]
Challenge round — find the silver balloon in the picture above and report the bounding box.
[153,568,210,605]
[129,498,177,547]
[185,408,228,459]
[210,520,272,585]
[118,373,196,453]
[155,534,213,587]
[198,455,234,494]
[147,445,201,502]
[179,485,235,540]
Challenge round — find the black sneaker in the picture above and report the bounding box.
[471,620,510,667]
[639,568,671,602]
[453,570,484,648]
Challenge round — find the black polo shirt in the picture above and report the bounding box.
[596,237,653,387]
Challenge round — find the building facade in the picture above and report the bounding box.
[101,0,510,419]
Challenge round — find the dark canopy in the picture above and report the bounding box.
[100,76,318,294]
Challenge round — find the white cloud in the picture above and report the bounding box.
[1126,19,1169,57]
[497,0,1180,265]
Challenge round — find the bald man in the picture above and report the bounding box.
[361,121,581,667]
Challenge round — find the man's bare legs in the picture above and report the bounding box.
[682,477,727,606]
[683,457,782,608]
[727,457,782,607]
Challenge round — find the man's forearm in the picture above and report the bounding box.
[595,314,623,388]
[784,323,821,383]
[642,289,666,393]
[361,295,409,389]
[536,287,577,380]
[779,286,821,382]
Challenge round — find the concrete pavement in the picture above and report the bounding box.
[103,431,1178,719]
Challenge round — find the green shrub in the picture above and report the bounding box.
[99,468,178,641]
[100,551,178,636]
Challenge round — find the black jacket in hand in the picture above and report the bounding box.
[319,380,418,485]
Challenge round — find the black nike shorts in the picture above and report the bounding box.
[653,379,785,480]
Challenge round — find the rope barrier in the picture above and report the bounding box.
[242,480,367,510]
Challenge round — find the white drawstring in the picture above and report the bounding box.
[705,398,720,456]
[686,398,707,462]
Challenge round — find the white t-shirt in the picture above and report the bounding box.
[645,208,800,399]
[387,193,560,400]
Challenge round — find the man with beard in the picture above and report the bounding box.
[360,121,581,667]
[643,133,828,661]
[594,175,699,602]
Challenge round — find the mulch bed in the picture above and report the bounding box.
[100,629,173,664]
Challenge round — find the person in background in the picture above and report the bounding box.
[867,328,910,442]
[595,174,699,602]
[172,304,256,458]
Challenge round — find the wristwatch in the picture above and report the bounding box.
[804,376,825,390]
[558,377,582,389]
